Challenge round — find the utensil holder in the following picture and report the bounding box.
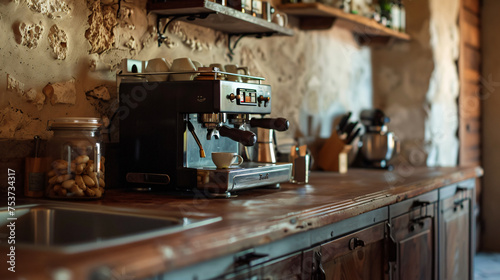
[317,134,352,173]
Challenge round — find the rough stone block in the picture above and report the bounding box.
[43,79,77,105]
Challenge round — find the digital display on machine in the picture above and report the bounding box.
[237,89,257,106]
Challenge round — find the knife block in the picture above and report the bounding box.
[317,133,352,173]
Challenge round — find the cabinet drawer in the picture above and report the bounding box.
[321,222,385,262]
[221,252,303,280]
[319,223,386,280]
[390,190,438,217]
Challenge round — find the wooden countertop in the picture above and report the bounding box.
[1,167,482,279]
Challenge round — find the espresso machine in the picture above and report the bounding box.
[118,67,292,197]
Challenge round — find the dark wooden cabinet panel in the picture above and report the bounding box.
[220,252,303,280]
[442,201,470,280]
[439,185,474,280]
[392,210,436,280]
[320,223,386,280]
[261,252,303,280]
[459,0,481,169]
[389,191,438,280]
[210,182,475,280]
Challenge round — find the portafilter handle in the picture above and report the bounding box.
[219,125,257,146]
[249,118,289,131]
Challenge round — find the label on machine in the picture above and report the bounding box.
[237,89,258,106]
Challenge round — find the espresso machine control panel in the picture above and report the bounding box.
[220,82,271,113]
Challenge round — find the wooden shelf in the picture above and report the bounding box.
[277,3,410,42]
[148,0,294,37]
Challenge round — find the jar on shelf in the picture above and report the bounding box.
[45,117,105,199]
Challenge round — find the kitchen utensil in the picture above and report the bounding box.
[317,132,356,172]
[345,127,361,144]
[337,112,352,135]
[341,121,358,141]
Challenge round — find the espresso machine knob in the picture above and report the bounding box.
[219,125,256,146]
[227,93,238,102]
[250,118,289,131]
[257,95,270,107]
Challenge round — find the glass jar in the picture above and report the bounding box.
[45,117,105,199]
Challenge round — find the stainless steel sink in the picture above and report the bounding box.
[0,203,221,253]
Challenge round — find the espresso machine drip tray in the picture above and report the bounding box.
[196,162,292,197]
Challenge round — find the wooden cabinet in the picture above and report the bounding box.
[159,180,476,280]
[220,252,303,280]
[439,182,475,280]
[318,222,386,280]
[389,191,438,280]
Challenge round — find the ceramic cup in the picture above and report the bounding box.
[225,64,249,82]
[169,57,197,81]
[212,152,244,169]
[145,58,170,82]
[192,60,203,70]
[209,63,225,72]
[272,11,288,27]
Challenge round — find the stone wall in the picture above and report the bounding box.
[0,0,461,190]
[0,0,370,144]
[372,0,460,168]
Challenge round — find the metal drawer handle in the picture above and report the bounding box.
[313,251,326,280]
[235,252,269,267]
[348,237,365,250]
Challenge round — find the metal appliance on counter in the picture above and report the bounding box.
[117,65,292,197]
[355,109,399,170]
[243,117,289,163]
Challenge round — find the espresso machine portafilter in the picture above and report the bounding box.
[244,117,290,163]
[118,77,292,197]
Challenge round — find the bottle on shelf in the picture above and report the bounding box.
[378,0,392,27]
[390,0,400,31]
[399,0,406,32]
[227,0,242,10]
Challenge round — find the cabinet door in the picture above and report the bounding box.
[221,252,303,280]
[319,223,386,280]
[439,186,473,280]
[391,203,437,280]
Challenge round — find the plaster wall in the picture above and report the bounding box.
[0,0,460,180]
[372,0,460,168]
[0,0,371,147]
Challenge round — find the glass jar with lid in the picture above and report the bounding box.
[45,117,105,199]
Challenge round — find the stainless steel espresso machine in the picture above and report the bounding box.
[118,68,292,197]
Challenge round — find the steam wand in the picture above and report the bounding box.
[187,121,206,158]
